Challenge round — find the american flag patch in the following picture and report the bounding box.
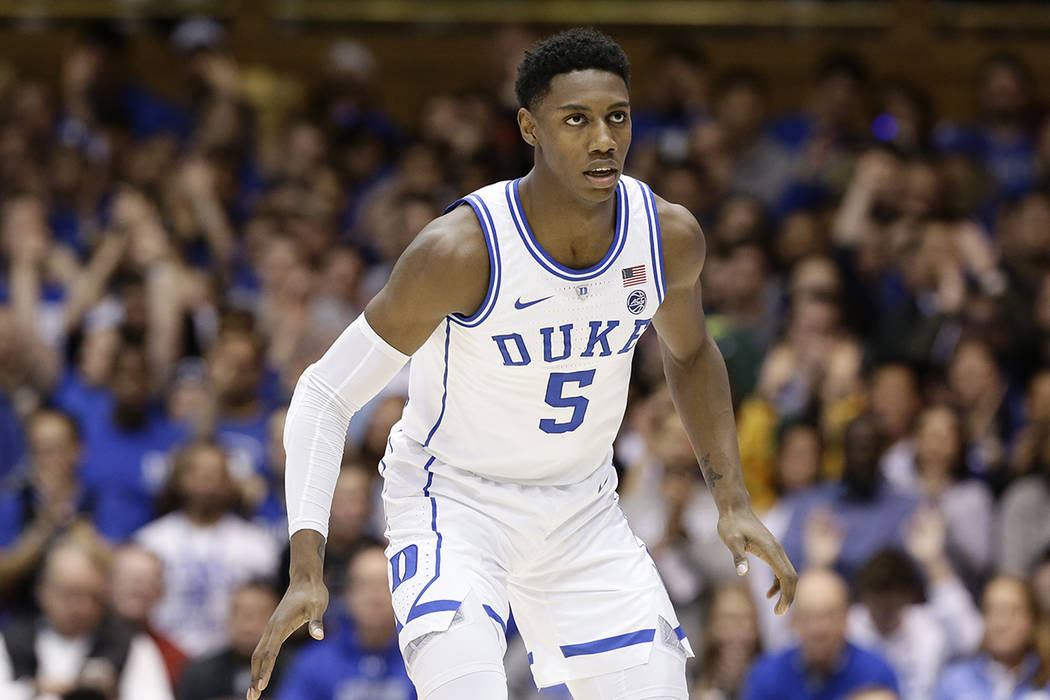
[622,265,647,287]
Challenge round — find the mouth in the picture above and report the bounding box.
[583,166,619,187]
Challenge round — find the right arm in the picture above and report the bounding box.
[248,205,489,699]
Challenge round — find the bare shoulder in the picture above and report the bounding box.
[401,203,489,276]
[364,202,490,352]
[653,195,706,289]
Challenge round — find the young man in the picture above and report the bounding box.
[249,28,796,700]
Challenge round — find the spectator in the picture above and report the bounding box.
[779,414,919,581]
[0,408,103,612]
[275,541,415,700]
[889,405,995,581]
[710,69,794,209]
[135,440,278,656]
[999,422,1050,575]
[77,340,191,541]
[208,326,272,479]
[693,582,762,700]
[869,363,922,485]
[947,337,1021,483]
[109,545,188,688]
[741,568,899,700]
[177,580,283,700]
[934,576,1050,699]
[934,52,1038,198]
[847,548,948,700]
[0,540,173,699]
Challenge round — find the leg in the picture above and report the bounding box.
[507,465,694,692]
[403,593,509,699]
[564,632,688,700]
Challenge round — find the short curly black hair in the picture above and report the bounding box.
[514,28,630,110]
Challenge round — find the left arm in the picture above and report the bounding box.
[650,197,797,615]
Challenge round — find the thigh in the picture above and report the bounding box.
[382,437,513,651]
[507,467,693,690]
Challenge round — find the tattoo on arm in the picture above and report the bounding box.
[699,452,723,484]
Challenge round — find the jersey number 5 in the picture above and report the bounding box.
[540,369,596,434]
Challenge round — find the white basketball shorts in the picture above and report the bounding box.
[380,425,694,689]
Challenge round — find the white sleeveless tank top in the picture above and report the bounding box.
[399,175,667,485]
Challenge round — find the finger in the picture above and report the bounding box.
[250,620,292,696]
[765,579,781,600]
[721,532,749,575]
[309,604,325,641]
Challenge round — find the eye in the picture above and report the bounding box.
[609,111,628,125]
[565,114,586,126]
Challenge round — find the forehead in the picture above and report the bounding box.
[538,69,629,110]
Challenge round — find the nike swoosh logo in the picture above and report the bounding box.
[514,296,552,310]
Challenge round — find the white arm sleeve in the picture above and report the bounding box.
[285,314,410,538]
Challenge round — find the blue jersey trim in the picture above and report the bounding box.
[674,625,686,640]
[527,652,534,665]
[423,320,451,447]
[405,455,443,623]
[406,599,461,622]
[506,178,629,281]
[483,604,507,635]
[640,182,666,304]
[446,195,502,327]
[559,628,656,658]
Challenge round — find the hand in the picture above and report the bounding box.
[180,157,217,200]
[853,149,898,193]
[717,508,798,615]
[248,576,328,699]
[803,508,844,570]
[905,505,947,567]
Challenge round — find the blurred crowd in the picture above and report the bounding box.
[1,15,1050,700]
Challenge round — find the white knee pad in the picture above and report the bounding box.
[565,619,688,700]
[403,593,509,699]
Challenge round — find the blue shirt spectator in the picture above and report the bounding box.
[780,415,920,581]
[933,576,1050,700]
[77,344,190,541]
[934,655,1044,700]
[275,619,414,700]
[743,642,899,700]
[277,542,414,700]
[743,568,899,700]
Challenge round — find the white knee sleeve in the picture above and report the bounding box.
[404,594,509,699]
[566,624,688,700]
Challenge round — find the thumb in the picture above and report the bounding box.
[727,535,749,576]
[308,609,324,641]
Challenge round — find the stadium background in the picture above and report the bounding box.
[1,1,1050,698]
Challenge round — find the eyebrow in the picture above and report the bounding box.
[556,101,631,112]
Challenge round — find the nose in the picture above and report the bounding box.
[589,120,616,155]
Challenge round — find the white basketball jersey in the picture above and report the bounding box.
[399,175,667,485]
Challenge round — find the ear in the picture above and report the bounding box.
[517,107,538,148]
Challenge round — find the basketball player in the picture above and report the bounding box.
[248,28,797,700]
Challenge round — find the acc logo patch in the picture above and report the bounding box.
[627,289,647,315]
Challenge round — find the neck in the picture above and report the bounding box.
[222,398,260,419]
[517,167,617,259]
[993,649,1029,672]
[184,507,223,526]
[919,467,950,493]
[358,625,395,651]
